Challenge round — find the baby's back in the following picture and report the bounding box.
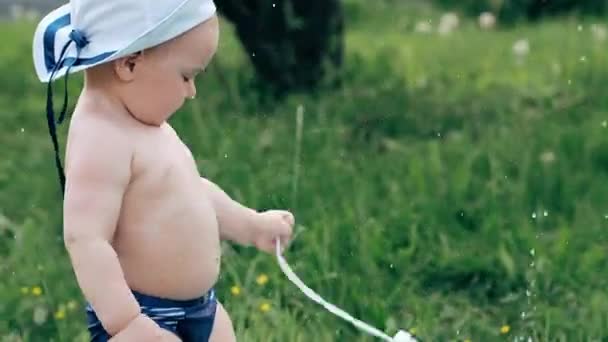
[65,105,221,301]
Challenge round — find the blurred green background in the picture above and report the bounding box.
[1,0,607,341]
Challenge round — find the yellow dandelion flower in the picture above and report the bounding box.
[20,287,29,295]
[256,274,269,286]
[54,308,66,320]
[67,300,78,311]
[259,302,271,313]
[500,325,510,334]
[230,286,241,296]
[31,286,43,296]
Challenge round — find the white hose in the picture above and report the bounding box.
[275,241,417,342]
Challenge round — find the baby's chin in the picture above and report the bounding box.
[118,90,185,126]
[135,112,175,127]
[125,105,176,127]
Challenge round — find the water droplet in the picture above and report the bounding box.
[568,79,572,85]
[580,56,587,62]
[224,154,228,158]
[530,248,535,256]
[543,210,548,217]
[602,121,607,128]
[604,214,608,219]
[530,262,535,267]
[526,290,531,297]
[578,25,583,31]
[437,132,441,137]
[272,3,276,7]
[389,263,394,269]
[456,329,460,335]
[531,212,537,219]
[20,128,24,133]
[521,311,527,319]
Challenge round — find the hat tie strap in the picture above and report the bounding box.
[46,29,89,196]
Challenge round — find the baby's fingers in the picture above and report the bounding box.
[273,237,288,254]
[281,211,295,227]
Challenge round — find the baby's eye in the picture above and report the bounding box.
[182,75,191,82]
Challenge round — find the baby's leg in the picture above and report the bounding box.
[107,314,182,342]
[109,327,182,342]
[158,329,183,341]
[209,302,236,342]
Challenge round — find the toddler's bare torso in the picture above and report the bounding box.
[68,108,221,301]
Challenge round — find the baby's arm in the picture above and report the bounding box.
[63,122,157,337]
[200,177,258,246]
[200,177,294,253]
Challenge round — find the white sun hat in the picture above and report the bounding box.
[33,0,217,83]
[32,0,217,195]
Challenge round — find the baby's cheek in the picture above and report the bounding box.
[151,83,184,116]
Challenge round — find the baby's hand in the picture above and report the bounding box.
[253,210,294,254]
[109,314,175,341]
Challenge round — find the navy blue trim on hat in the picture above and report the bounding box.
[52,52,116,74]
[44,13,70,72]
[43,13,117,75]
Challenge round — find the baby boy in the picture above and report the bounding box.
[33,0,294,341]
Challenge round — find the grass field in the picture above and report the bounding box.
[1,1,608,341]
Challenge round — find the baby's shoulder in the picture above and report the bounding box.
[64,110,136,187]
[66,109,138,161]
[70,107,138,140]
[71,121,123,148]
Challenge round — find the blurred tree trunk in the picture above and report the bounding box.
[216,0,343,93]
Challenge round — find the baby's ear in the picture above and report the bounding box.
[113,52,143,82]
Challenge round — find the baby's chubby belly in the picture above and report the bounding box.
[114,184,221,301]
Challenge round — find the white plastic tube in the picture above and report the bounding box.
[275,241,417,342]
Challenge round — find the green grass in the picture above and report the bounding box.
[1,2,608,341]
